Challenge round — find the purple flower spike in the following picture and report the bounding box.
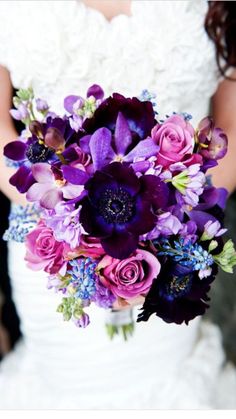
[80,162,169,259]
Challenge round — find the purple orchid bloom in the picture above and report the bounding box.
[80,162,169,259]
[197,117,228,162]
[80,112,159,172]
[26,163,85,209]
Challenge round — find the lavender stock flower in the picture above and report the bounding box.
[45,203,85,249]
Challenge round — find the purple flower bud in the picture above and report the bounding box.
[44,127,65,152]
[10,103,29,121]
[29,120,43,137]
[86,84,104,100]
[201,220,227,241]
[74,312,90,328]
[36,98,49,112]
[9,109,22,120]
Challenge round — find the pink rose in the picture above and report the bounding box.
[25,221,65,274]
[151,114,195,168]
[75,235,106,259]
[98,249,160,300]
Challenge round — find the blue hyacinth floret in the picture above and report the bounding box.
[156,238,214,277]
[67,258,98,300]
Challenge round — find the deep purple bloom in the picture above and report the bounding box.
[81,112,159,172]
[80,162,169,259]
[197,117,228,161]
[82,92,156,144]
[137,262,217,325]
[4,116,78,193]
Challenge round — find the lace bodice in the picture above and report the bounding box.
[0,0,218,124]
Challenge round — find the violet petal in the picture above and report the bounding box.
[101,230,139,260]
[9,166,35,193]
[64,95,80,113]
[62,165,89,185]
[114,112,132,155]
[89,128,113,171]
[124,138,160,162]
[87,84,104,100]
[4,141,27,161]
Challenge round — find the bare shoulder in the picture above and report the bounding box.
[212,69,236,128]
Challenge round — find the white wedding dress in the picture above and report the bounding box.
[0,0,236,409]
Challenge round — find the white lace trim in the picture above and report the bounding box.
[0,0,219,124]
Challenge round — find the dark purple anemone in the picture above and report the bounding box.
[137,262,217,325]
[80,162,169,259]
[4,116,78,193]
[82,93,156,145]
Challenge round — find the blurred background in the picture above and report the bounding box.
[207,191,236,366]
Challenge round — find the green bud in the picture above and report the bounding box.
[17,87,34,101]
[171,171,189,194]
[56,304,64,313]
[213,239,236,273]
[208,240,218,252]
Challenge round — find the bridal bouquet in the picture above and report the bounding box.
[4,85,236,337]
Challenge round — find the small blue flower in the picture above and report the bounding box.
[156,238,214,277]
[67,258,98,300]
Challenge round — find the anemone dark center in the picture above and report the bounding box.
[26,142,52,163]
[167,275,192,299]
[98,187,135,224]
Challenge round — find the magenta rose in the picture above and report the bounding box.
[151,114,195,168]
[98,249,160,300]
[76,235,106,259]
[25,221,65,274]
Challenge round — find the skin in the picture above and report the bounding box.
[0,1,235,310]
